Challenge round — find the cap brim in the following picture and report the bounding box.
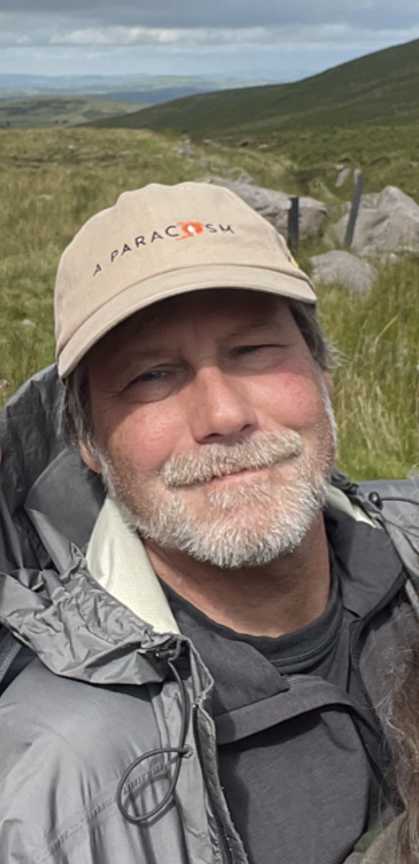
[58,263,316,378]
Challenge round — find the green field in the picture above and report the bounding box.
[0,126,417,480]
[0,96,140,129]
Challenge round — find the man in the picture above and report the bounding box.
[0,182,417,864]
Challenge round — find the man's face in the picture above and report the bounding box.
[83,289,336,568]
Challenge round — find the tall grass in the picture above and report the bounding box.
[0,127,417,480]
[317,259,418,478]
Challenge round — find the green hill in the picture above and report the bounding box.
[89,37,419,139]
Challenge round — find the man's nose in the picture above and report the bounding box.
[186,366,258,443]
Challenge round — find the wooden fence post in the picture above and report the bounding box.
[288,196,300,254]
[344,170,364,248]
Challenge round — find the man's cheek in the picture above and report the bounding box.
[107,418,177,476]
[257,376,325,428]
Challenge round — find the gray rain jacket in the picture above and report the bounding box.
[0,366,419,864]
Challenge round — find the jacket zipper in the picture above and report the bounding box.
[192,702,236,864]
[148,638,237,861]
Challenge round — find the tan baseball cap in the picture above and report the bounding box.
[55,181,316,378]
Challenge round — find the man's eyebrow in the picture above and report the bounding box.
[227,318,281,339]
[109,317,282,374]
[111,345,176,376]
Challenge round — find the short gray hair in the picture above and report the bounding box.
[63,299,335,448]
[63,361,92,448]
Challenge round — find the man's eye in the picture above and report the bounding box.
[138,369,171,382]
[234,343,281,355]
[123,367,182,402]
[236,344,268,354]
[231,343,287,370]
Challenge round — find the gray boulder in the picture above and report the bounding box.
[310,251,377,295]
[205,177,328,239]
[334,185,419,256]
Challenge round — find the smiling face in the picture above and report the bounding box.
[82,289,336,568]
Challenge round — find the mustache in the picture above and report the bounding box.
[160,431,303,488]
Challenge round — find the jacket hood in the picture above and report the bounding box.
[0,366,180,686]
[0,544,177,687]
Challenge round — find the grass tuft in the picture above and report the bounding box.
[317,257,418,478]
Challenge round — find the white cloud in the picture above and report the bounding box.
[4,21,415,50]
[0,31,31,45]
[49,26,177,46]
[49,26,295,47]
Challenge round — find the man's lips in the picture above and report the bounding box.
[161,433,304,489]
[161,437,303,489]
[176,465,275,490]
[208,466,268,484]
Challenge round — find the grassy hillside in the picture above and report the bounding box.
[0,127,417,479]
[0,96,139,129]
[90,37,419,138]
[268,122,419,203]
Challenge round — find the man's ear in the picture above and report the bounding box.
[79,441,102,474]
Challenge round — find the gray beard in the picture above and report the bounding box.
[96,426,334,570]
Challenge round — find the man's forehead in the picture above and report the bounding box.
[104,288,286,347]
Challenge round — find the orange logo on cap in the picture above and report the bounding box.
[178,221,205,239]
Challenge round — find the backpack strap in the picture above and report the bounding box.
[333,472,419,616]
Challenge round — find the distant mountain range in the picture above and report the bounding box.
[88,37,419,138]
[0,73,274,105]
[0,73,279,129]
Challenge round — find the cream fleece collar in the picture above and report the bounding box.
[86,496,179,635]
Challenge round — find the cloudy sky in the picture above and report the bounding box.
[1,1,419,82]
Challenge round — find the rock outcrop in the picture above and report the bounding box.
[334,185,419,256]
[204,178,419,260]
[310,251,377,295]
[205,177,328,239]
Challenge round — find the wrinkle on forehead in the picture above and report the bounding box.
[92,288,285,360]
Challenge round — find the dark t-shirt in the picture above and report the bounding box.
[166,549,352,707]
[162,514,393,864]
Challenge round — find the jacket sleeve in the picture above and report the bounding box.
[0,670,207,864]
[0,696,145,864]
[0,698,64,862]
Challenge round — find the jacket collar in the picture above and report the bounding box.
[87,496,179,635]
[86,487,375,637]
[0,484,398,688]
